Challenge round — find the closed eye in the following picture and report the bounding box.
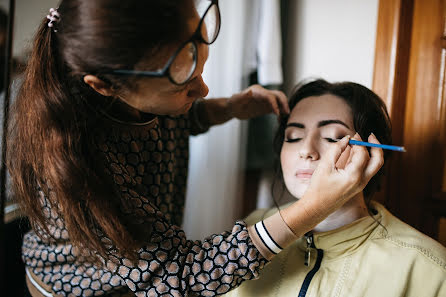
[324,138,340,143]
[285,138,302,143]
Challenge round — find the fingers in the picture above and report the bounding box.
[271,90,290,114]
[344,133,369,177]
[319,135,350,171]
[335,144,351,169]
[249,85,288,116]
[269,96,280,115]
[363,133,384,182]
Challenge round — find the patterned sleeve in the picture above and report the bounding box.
[24,194,286,297]
[188,98,210,135]
[101,184,299,296]
[101,199,269,297]
[24,189,296,296]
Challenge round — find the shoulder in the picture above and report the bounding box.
[243,203,293,225]
[243,209,275,226]
[373,202,446,270]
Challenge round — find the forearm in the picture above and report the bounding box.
[247,194,325,261]
[192,84,289,129]
[198,97,233,126]
[280,194,325,236]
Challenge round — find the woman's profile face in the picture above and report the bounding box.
[280,94,355,199]
[119,0,210,116]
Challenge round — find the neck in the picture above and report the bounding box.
[99,96,157,125]
[312,192,369,233]
[110,97,143,120]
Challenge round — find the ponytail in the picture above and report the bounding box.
[8,17,140,263]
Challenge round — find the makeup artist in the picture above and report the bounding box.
[9,1,384,296]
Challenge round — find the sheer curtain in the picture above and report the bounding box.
[184,0,283,240]
[183,0,250,240]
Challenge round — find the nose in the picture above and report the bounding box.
[187,75,209,98]
[298,136,320,160]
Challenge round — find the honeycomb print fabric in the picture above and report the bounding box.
[22,112,268,297]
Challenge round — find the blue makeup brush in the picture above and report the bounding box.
[349,139,406,152]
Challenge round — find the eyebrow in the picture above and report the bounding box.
[286,120,351,129]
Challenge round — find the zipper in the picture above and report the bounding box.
[304,232,313,266]
[298,232,324,297]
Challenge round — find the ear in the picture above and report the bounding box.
[83,75,114,97]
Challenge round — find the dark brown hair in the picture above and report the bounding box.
[8,0,187,262]
[273,79,392,207]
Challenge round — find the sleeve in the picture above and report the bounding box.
[188,98,211,135]
[25,191,296,296]
[99,200,296,296]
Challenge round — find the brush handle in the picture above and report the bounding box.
[349,139,406,152]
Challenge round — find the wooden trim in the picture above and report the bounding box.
[372,0,414,209]
[372,0,413,114]
[373,0,446,240]
[441,47,446,193]
[373,0,401,108]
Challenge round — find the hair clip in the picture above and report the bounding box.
[47,8,60,32]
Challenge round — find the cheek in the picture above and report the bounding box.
[280,145,295,177]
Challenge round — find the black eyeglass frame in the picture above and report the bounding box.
[107,0,220,85]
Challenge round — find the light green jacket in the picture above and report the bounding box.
[225,202,446,297]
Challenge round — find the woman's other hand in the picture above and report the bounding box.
[227,84,290,119]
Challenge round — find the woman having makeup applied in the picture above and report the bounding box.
[9,1,384,296]
[224,79,446,297]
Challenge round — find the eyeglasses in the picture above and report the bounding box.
[108,0,220,85]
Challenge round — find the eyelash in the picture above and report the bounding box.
[285,137,340,143]
[285,138,301,143]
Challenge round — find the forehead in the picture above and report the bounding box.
[288,94,353,126]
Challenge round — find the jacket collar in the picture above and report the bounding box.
[295,201,384,260]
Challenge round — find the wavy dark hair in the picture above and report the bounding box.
[7,0,187,262]
[273,79,392,208]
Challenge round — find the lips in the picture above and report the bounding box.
[296,169,314,179]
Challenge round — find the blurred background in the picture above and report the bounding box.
[1,0,445,295]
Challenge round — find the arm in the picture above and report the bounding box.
[189,85,289,135]
[109,135,384,295]
[27,135,383,296]
[100,201,295,296]
[26,191,293,296]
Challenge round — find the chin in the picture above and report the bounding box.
[285,183,308,200]
[171,102,194,116]
[291,191,305,200]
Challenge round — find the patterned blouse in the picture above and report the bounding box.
[22,100,296,297]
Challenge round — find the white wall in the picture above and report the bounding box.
[283,0,379,93]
